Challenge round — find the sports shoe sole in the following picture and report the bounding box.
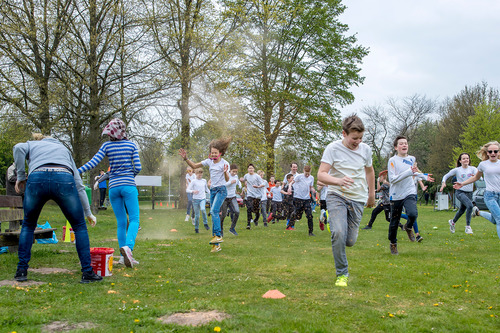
[120,246,134,268]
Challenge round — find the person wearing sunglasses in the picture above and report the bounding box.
[440,153,478,234]
[454,141,500,239]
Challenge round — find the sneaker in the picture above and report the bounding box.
[209,236,223,244]
[118,256,139,265]
[195,229,199,233]
[267,213,273,222]
[246,223,251,230]
[211,244,221,253]
[448,219,455,234]
[319,220,325,231]
[254,219,258,226]
[185,214,190,222]
[416,235,423,242]
[309,232,316,236]
[286,226,293,231]
[465,226,473,234]
[80,271,103,284]
[472,206,480,218]
[320,209,326,223]
[120,246,134,268]
[191,217,195,226]
[229,228,238,236]
[204,224,210,230]
[264,222,268,227]
[362,225,372,230]
[335,275,348,287]
[14,268,28,282]
[404,224,416,242]
[390,243,398,255]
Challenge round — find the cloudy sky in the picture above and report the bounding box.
[339,0,500,116]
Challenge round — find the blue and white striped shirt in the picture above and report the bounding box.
[78,140,141,189]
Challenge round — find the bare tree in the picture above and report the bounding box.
[361,104,390,165]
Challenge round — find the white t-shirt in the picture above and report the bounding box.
[320,140,373,203]
[186,178,209,200]
[293,174,314,200]
[201,158,230,188]
[441,166,478,192]
[260,178,268,200]
[478,160,500,192]
[320,186,327,201]
[185,172,195,184]
[388,154,429,201]
[225,174,241,198]
[244,173,263,198]
[270,186,283,202]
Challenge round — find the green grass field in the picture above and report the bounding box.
[1,203,499,332]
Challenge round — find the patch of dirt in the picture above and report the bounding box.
[158,310,231,327]
[31,268,73,274]
[42,321,98,332]
[0,280,46,287]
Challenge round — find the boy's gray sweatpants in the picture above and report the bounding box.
[327,193,364,277]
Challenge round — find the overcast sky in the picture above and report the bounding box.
[339,0,500,116]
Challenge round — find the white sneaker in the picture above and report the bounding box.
[465,226,473,234]
[449,219,455,234]
[118,256,139,265]
[191,217,195,226]
[120,246,134,268]
[185,214,190,222]
[472,206,480,218]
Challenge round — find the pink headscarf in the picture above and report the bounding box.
[102,118,128,140]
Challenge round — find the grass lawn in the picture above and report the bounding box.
[1,202,499,332]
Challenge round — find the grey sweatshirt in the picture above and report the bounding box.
[13,138,91,217]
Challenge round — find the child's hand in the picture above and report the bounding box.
[366,195,376,208]
[453,182,462,190]
[335,176,354,188]
[178,148,187,160]
[193,190,199,194]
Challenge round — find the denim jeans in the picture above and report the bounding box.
[326,193,364,277]
[453,190,473,226]
[482,191,500,239]
[210,186,227,237]
[109,185,140,251]
[192,198,208,229]
[186,192,194,216]
[18,171,92,273]
[260,199,268,222]
[221,197,240,230]
[245,196,261,223]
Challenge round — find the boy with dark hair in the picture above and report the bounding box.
[289,165,316,236]
[242,164,265,229]
[282,174,295,230]
[318,114,375,287]
[387,135,434,255]
[221,164,241,236]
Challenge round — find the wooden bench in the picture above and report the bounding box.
[0,195,57,253]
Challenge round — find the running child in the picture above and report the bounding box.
[289,165,316,236]
[270,181,283,223]
[439,153,477,234]
[242,164,264,229]
[282,174,295,230]
[387,135,434,255]
[179,137,231,253]
[257,170,269,226]
[362,170,391,230]
[186,168,210,233]
[221,164,241,236]
[317,181,328,231]
[317,114,375,287]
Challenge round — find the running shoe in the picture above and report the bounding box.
[465,226,473,234]
[209,236,224,244]
[211,244,221,253]
[416,235,423,242]
[472,206,480,218]
[335,275,348,287]
[390,243,398,255]
[448,219,455,234]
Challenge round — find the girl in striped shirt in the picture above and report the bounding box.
[78,119,142,268]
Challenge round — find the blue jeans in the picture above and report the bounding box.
[18,171,92,273]
[186,192,194,216]
[327,193,364,277]
[482,191,500,239]
[193,198,208,229]
[210,186,227,237]
[453,190,473,226]
[109,186,140,250]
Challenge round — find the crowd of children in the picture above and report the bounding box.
[10,114,498,287]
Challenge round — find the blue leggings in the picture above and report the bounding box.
[109,185,140,251]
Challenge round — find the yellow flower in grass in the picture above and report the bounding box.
[214,327,221,332]
[134,319,140,323]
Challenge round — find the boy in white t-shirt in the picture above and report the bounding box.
[242,164,265,229]
[318,114,375,287]
[186,168,210,233]
[221,164,242,236]
[270,181,283,223]
[185,167,196,222]
[289,165,316,235]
